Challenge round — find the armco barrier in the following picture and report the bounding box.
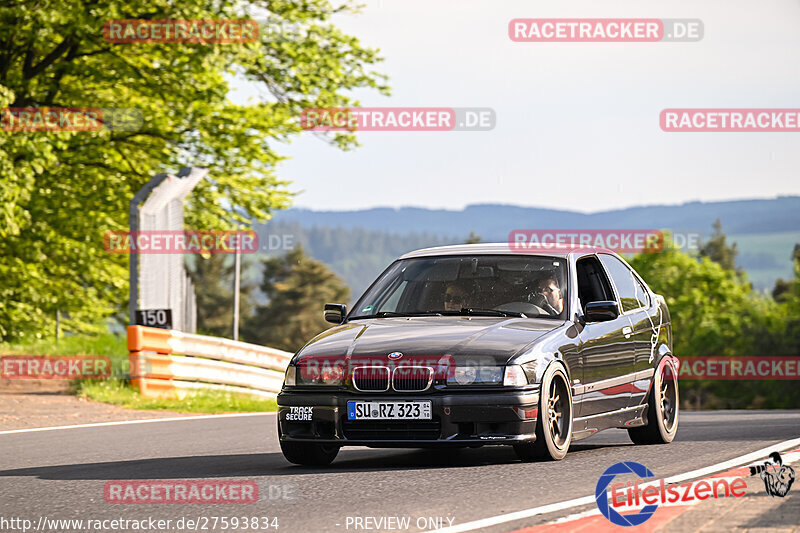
[127,326,292,399]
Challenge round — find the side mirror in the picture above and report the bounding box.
[324,303,347,324]
[584,301,619,322]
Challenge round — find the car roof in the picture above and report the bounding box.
[399,242,615,259]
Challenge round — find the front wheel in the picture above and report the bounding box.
[628,357,679,445]
[279,439,340,466]
[514,363,573,461]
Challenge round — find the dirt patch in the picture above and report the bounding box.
[0,378,72,395]
[0,380,194,431]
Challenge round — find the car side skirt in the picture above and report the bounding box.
[572,404,648,441]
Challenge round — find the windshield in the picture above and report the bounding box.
[350,255,568,320]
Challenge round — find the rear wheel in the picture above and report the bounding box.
[514,364,572,461]
[628,358,679,445]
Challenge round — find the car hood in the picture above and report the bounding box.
[295,316,563,365]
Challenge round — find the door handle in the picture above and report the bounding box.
[622,326,632,338]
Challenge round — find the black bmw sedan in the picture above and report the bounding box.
[277,243,679,465]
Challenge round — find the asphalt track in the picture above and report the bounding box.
[1,410,799,533]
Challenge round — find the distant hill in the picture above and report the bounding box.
[270,196,800,237]
[251,222,459,301]
[253,197,800,298]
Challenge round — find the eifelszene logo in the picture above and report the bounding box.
[595,461,747,526]
[596,462,658,527]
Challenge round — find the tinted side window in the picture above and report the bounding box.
[576,256,615,312]
[598,254,646,312]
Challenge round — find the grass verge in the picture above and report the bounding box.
[78,379,278,413]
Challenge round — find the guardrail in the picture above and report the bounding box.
[127,325,293,399]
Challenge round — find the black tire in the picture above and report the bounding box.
[628,358,679,445]
[279,439,340,466]
[514,363,572,461]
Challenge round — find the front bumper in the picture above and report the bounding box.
[277,388,540,447]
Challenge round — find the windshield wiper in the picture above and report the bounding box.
[353,309,526,319]
[441,308,528,318]
[371,311,443,318]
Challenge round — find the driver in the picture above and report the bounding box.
[444,282,470,312]
[534,275,564,315]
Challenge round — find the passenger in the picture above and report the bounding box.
[444,283,470,312]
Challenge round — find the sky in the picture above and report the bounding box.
[231,0,800,213]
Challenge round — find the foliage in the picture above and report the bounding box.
[630,245,757,357]
[186,254,255,338]
[770,244,800,357]
[699,219,740,273]
[465,231,482,244]
[0,331,126,357]
[630,235,800,409]
[0,0,388,341]
[243,246,349,352]
[772,244,800,302]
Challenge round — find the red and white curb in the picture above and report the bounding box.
[513,447,800,532]
[426,437,800,533]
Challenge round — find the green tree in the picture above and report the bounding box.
[699,219,740,272]
[186,254,254,338]
[0,0,388,340]
[630,244,755,358]
[243,247,349,352]
[770,244,800,357]
[630,238,800,409]
[772,278,793,302]
[772,244,800,302]
[465,231,482,244]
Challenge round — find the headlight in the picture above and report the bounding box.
[503,364,529,387]
[294,359,345,386]
[453,366,477,385]
[447,365,503,386]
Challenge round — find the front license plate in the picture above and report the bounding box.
[347,401,431,420]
